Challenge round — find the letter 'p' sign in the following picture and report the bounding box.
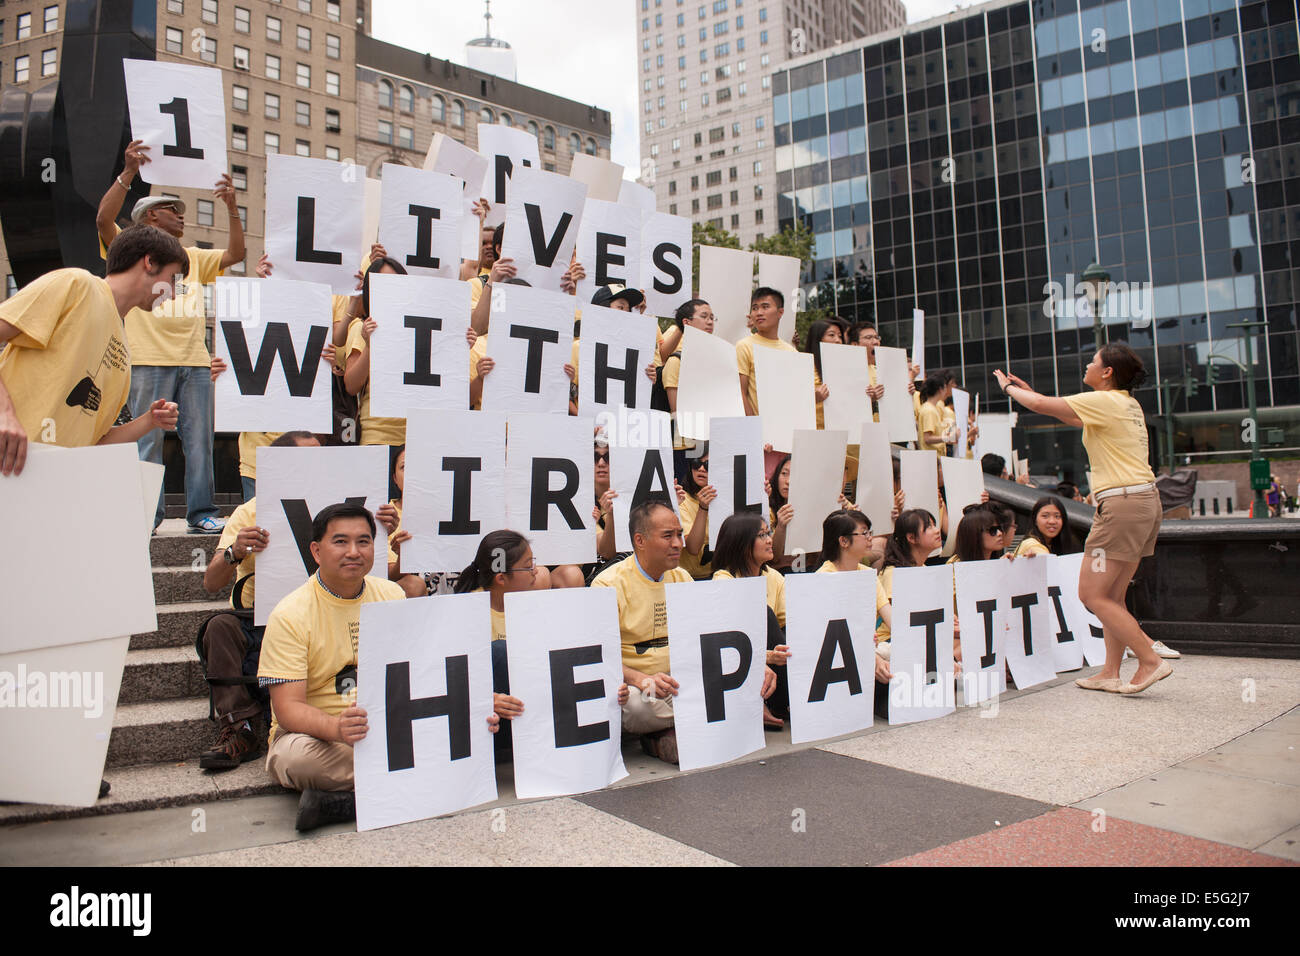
[123,60,227,189]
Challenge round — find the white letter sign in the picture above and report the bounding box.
[376,163,464,279]
[265,154,365,294]
[500,166,588,290]
[365,273,471,417]
[123,59,227,190]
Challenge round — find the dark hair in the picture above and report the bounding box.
[311,502,376,543]
[768,453,792,515]
[849,321,877,345]
[270,430,315,447]
[1055,481,1079,500]
[985,500,1017,534]
[391,443,406,478]
[360,256,408,317]
[953,508,1002,562]
[803,319,843,377]
[919,371,948,400]
[492,222,504,253]
[980,453,1006,477]
[1028,496,1076,554]
[105,224,189,276]
[883,509,936,568]
[751,286,784,309]
[1097,341,1146,390]
[629,497,675,542]
[673,298,710,330]
[454,530,530,593]
[680,442,710,498]
[713,511,769,577]
[821,509,871,563]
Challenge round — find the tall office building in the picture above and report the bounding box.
[636,0,904,249]
[773,0,1298,478]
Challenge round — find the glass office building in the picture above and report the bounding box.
[773,0,1298,479]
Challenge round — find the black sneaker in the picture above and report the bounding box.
[98,778,111,799]
[295,788,356,832]
[199,724,262,772]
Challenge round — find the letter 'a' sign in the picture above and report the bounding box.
[500,165,588,289]
[264,153,365,294]
[365,272,471,417]
[355,591,498,831]
[667,576,767,771]
[504,587,628,799]
[609,409,679,552]
[123,59,227,190]
[376,163,464,280]
[213,277,332,434]
[640,212,691,319]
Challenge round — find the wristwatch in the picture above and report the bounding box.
[224,545,240,566]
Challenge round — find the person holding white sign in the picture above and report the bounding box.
[736,287,798,418]
[803,318,849,430]
[676,449,717,580]
[875,509,944,653]
[95,139,246,532]
[1012,496,1077,559]
[995,344,1172,694]
[815,508,876,574]
[343,257,411,450]
[0,226,189,476]
[918,373,957,455]
[659,298,713,476]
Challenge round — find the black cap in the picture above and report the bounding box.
[590,284,645,309]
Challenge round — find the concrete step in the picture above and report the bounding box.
[107,697,221,768]
[130,599,230,650]
[120,646,207,705]
[0,758,285,827]
[150,530,220,567]
[153,566,231,604]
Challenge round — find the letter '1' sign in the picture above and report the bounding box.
[123,60,227,189]
[355,591,498,831]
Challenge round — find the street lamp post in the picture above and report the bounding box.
[1222,320,1269,519]
[1081,261,1111,352]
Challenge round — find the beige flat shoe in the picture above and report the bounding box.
[1075,675,1122,692]
[1117,661,1173,695]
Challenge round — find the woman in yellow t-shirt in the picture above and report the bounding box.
[803,318,848,430]
[344,257,409,450]
[1013,496,1076,558]
[995,343,1169,694]
[712,511,792,726]
[663,298,714,476]
[816,508,874,573]
[676,447,717,580]
[917,372,954,454]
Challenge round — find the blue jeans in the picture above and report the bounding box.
[241,476,256,502]
[130,365,218,528]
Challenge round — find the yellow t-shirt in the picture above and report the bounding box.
[868,363,880,423]
[815,559,839,573]
[591,554,692,676]
[1063,389,1154,492]
[258,573,405,743]
[1013,536,1051,558]
[712,565,786,627]
[874,565,895,643]
[344,317,406,445]
[918,401,947,454]
[237,432,281,480]
[468,333,488,410]
[735,333,796,413]
[490,607,507,643]
[661,351,695,451]
[0,269,130,447]
[678,494,713,580]
[467,270,490,310]
[216,498,259,609]
[99,223,225,366]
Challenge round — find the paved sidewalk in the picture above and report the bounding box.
[3,655,1297,866]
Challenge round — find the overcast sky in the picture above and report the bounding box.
[371,1,967,178]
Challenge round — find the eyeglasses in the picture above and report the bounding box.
[503,562,537,574]
[756,529,773,539]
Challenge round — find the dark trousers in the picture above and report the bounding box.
[766,607,790,719]
[491,639,511,760]
[201,613,266,725]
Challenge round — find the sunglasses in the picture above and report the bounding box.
[594,451,610,464]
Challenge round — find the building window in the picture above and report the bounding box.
[165,27,184,55]
[295,139,310,157]
[233,44,250,70]
[265,54,280,80]
[44,5,59,32]
[644,121,653,134]
[378,79,393,109]
[264,132,279,154]
[543,125,555,149]
[36,47,54,76]
[399,126,414,149]
[325,145,340,161]
[325,107,340,132]
[432,95,446,123]
[669,203,678,214]
[326,70,339,96]
[501,113,512,127]
[730,189,739,205]
[326,34,340,58]
[231,165,247,190]
[585,138,596,155]
[399,85,414,112]
[731,214,740,228]
[668,180,677,195]
[378,119,393,144]
[197,199,214,226]
[691,198,700,214]
[167,0,185,13]
[754,184,763,199]
[761,75,769,90]
[759,7,767,21]
[707,195,722,210]
[296,63,310,88]
[760,30,768,44]
[451,100,464,126]
[701,92,709,106]
[231,125,247,150]
[738,82,746,97]
[234,6,250,33]
[266,16,281,42]
[755,208,764,224]
[569,133,581,154]
[296,25,310,52]
[717,87,731,102]
[297,0,312,11]
[232,84,248,111]
[706,170,721,186]
[202,0,218,26]
[237,206,247,230]
[200,36,217,64]
[296,100,310,125]
[544,161,556,172]
[265,93,280,119]
[760,53,769,68]
[527,120,538,139]
[690,175,698,190]
[755,115,765,130]
[481,106,494,124]
[327,0,341,22]
[17,15,32,41]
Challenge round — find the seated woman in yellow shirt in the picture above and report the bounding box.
[676,447,716,580]
[815,509,874,573]
[712,511,792,727]
[1013,495,1076,558]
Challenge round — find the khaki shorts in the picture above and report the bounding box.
[1085,488,1161,563]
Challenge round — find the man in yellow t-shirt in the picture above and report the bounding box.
[736,287,797,416]
[197,432,320,772]
[95,140,247,533]
[0,226,189,476]
[256,502,408,830]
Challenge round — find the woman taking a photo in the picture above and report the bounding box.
[994,343,1169,694]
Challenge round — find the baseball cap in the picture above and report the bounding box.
[590,284,645,310]
[131,196,187,223]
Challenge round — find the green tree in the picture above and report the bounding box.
[691,221,741,291]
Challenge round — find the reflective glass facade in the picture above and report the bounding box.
[774,0,1299,475]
